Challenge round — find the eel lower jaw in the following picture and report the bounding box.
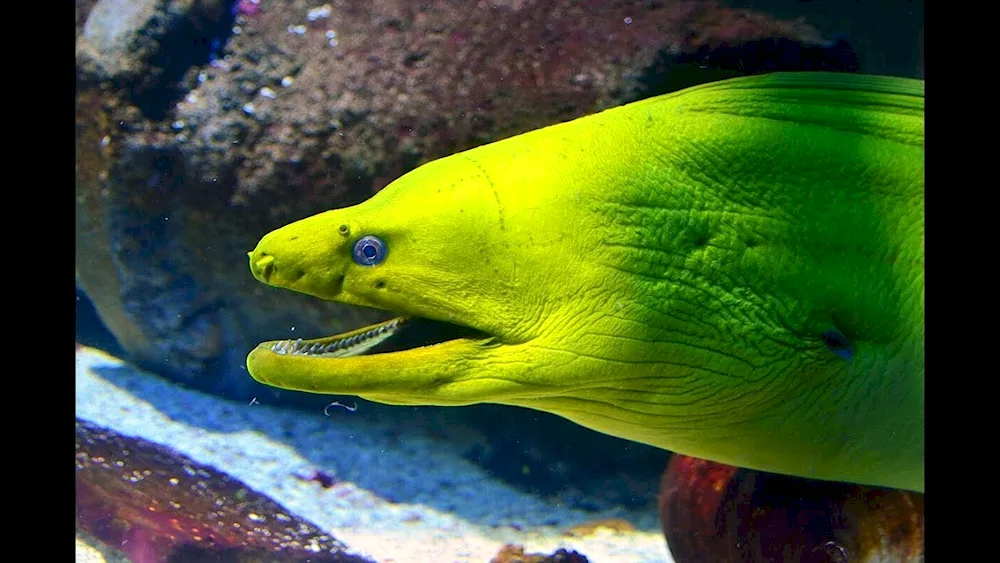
[246,315,500,399]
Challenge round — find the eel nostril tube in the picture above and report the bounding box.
[250,252,276,282]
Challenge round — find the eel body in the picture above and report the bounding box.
[247,72,924,493]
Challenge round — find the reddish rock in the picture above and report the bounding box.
[75,418,372,563]
[659,454,924,562]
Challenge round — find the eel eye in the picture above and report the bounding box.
[352,235,387,266]
[821,328,853,361]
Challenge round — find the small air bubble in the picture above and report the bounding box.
[624,17,633,24]
[307,4,332,21]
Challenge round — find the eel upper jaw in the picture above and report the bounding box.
[248,257,499,360]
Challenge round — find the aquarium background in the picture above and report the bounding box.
[76,1,923,561]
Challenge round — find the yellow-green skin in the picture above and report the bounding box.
[247,72,924,493]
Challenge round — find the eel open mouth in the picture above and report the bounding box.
[260,316,492,358]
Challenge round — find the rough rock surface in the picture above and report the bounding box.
[75,0,851,499]
[76,418,373,562]
[658,455,924,562]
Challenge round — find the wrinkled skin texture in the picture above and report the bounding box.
[247,73,924,493]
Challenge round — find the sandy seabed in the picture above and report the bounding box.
[75,347,673,563]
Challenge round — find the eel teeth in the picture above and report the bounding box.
[269,317,406,358]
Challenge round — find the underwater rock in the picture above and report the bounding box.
[490,544,590,563]
[658,454,924,563]
[76,0,101,37]
[75,418,372,563]
[77,0,230,89]
[564,518,637,537]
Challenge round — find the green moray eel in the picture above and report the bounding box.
[247,72,924,493]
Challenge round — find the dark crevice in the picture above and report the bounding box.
[131,2,238,121]
[76,288,126,358]
[637,37,861,101]
[460,406,669,507]
[366,317,489,355]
